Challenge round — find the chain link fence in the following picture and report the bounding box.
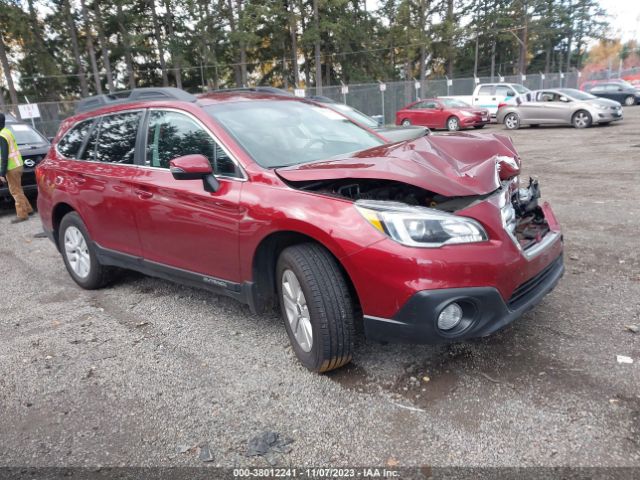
[0,71,585,135]
[306,72,581,124]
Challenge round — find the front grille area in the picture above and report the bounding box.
[508,255,563,310]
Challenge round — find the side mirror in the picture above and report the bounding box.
[169,154,219,192]
[618,87,623,92]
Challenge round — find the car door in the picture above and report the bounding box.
[533,91,566,124]
[130,109,245,283]
[591,84,612,100]
[402,102,425,125]
[474,85,496,111]
[411,101,441,128]
[59,111,143,256]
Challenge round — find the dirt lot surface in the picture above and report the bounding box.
[1,107,639,470]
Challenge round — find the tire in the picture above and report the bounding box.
[58,212,115,289]
[446,116,460,131]
[572,110,592,129]
[473,125,485,129]
[504,113,520,130]
[624,95,635,106]
[401,119,411,126]
[276,243,354,373]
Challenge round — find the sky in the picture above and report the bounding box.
[599,0,640,42]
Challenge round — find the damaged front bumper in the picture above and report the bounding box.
[344,177,564,344]
[363,254,564,344]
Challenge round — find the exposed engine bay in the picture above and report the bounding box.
[293,178,493,212]
[292,176,551,250]
[510,178,550,250]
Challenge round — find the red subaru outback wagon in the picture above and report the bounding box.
[37,87,564,372]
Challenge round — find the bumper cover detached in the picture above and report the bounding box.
[364,254,564,344]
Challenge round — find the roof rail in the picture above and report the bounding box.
[208,87,293,96]
[76,87,198,113]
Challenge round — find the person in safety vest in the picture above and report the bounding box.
[0,113,34,223]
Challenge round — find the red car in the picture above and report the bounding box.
[37,87,564,372]
[395,98,490,131]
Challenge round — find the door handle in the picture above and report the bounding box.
[492,97,497,101]
[134,189,153,199]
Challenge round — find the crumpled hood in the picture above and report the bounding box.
[276,132,520,197]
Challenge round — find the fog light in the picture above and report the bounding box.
[437,303,463,331]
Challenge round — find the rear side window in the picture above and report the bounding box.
[495,85,515,97]
[57,119,94,159]
[478,85,493,95]
[94,111,142,164]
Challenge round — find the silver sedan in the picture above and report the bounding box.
[496,88,623,129]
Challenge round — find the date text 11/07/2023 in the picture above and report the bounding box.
[232,467,401,478]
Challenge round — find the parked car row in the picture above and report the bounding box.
[391,82,631,131]
[35,87,564,372]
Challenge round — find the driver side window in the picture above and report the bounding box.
[146,110,240,178]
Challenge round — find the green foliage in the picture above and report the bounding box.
[0,0,612,102]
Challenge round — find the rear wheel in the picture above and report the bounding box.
[504,113,520,130]
[276,243,354,373]
[446,116,460,131]
[401,119,411,126]
[59,212,115,289]
[624,95,635,106]
[572,110,592,128]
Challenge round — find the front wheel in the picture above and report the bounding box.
[446,116,460,131]
[59,212,114,289]
[572,110,592,128]
[504,113,520,130]
[276,243,354,373]
[401,119,411,126]
[624,95,635,106]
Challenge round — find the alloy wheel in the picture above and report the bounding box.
[573,111,590,128]
[505,114,519,129]
[624,96,635,106]
[281,269,313,353]
[447,117,459,131]
[64,226,91,278]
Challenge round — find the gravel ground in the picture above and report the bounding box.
[0,107,639,470]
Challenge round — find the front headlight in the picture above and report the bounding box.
[355,200,488,248]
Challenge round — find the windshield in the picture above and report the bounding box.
[513,84,530,94]
[329,103,379,128]
[205,100,384,168]
[557,88,596,100]
[441,98,470,108]
[6,123,48,145]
